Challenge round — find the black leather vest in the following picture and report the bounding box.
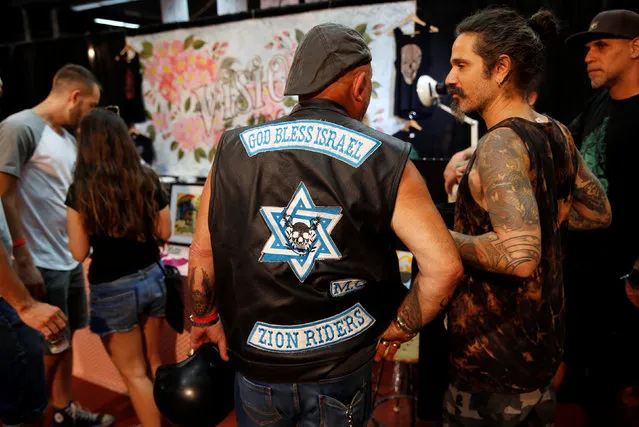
[209,99,410,382]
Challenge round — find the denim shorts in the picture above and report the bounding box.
[0,298,48,425]
[89,262,166,336]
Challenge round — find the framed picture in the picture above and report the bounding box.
[169,184,204,245]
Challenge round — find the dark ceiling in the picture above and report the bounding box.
[0,0,226,44]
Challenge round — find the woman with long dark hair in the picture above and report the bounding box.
[66,108,170,427]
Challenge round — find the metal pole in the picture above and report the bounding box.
[21,7,32,42]
[51,8,60,39]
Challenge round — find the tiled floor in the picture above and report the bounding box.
[63,361,591,427]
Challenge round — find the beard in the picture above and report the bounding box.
[448,86,468,123]
[67,102,84,130]
[590,74,615,91]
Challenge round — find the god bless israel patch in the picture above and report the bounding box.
[240,120,381,168]
[247,303,375,353]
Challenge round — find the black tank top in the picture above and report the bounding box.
[450,117,579,393]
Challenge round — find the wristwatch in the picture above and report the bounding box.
[621,269,639,287]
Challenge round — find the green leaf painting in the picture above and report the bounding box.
[147,125,156,142]
[194,147,207,163]
[140,41,153,59]
[354,24,367,35]
[184,35,195,49]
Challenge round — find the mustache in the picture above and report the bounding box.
[448,86,466,98]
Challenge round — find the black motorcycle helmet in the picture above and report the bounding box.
[154,343,235,426]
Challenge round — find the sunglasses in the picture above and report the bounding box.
[104,105,120,116]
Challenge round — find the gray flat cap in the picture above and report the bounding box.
[284,23,372,96]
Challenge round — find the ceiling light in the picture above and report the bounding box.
[72,0,140,12]
[94,18,140,29]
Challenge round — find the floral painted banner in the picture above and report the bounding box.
[128,1,414,177]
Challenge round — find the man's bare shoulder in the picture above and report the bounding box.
[476,126,527,163]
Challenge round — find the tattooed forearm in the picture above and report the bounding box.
[453,128,542,277]
[568,207,607,230]
[452,231,541,276]
[397,281,422,333]
[189,268,216,316]
[569,154,611,229]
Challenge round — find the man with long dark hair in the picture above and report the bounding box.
[186,23,463,426]
[443,8,612,425]
[0,64,112,427]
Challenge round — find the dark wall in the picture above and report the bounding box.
[418,0,639,125]
[0,31,126,119]
[1,0,638,137]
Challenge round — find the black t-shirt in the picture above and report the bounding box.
[567,91,639,286]
[66,173,169,284]
[563,90,639,334]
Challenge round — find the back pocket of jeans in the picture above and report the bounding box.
[319,386,366,427]
[90,290,137,330]
[238,375,282,426]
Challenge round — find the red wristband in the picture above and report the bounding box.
[12,238,26,249]
[191,312,218,323]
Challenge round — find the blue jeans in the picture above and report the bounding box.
[234,360,373,427]
[89,262,166,336]
[0,299,48,425]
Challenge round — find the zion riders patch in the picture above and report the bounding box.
[247,303,375,353]
[259,182,342,282]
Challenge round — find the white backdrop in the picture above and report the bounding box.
[128,1,414,176]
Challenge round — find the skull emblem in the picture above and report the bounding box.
[286,221,317,253]
[400,44,422,85]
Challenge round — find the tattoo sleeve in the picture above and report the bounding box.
[189,267,216,316]
[452,128,541,277]
[395,272,458,334]
[568,153,611,230]
[397,280,422,332]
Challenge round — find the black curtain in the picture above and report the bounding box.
[1,0,638,134]
[0,32,126,120]
[418,0,639,125]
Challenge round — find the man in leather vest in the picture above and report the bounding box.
[443,8,612,426]
[187,23,463,426]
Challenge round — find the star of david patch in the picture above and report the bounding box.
[259,182,342,282]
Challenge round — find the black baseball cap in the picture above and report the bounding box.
[284,23,372,96]
[566,9,639,45]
